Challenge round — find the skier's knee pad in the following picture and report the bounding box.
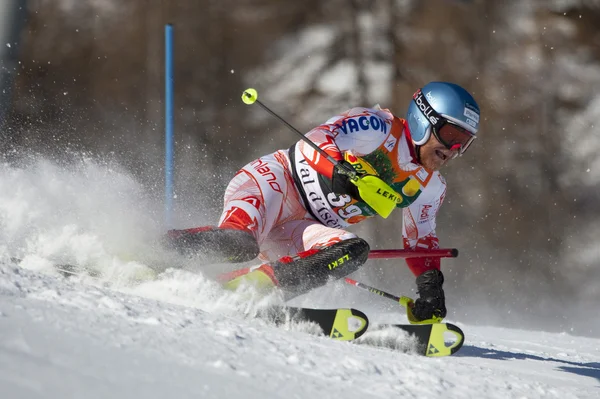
[273,237,370,293]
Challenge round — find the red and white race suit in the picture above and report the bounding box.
[218,107,447,277]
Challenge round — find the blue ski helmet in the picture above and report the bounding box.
[406,82,480,149]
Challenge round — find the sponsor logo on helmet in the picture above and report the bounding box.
[426,91,437,104]
[463,106,480,123]
[413,90,440,126]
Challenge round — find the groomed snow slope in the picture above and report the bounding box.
[1,261,598,399]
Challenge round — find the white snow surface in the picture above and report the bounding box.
[1,262,599,399]
[1,158,599,399]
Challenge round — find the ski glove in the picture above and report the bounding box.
[412,269,447,321]
[331,160,363,201]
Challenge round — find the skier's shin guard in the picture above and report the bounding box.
[273,237,370,296]
[166,226,259,263]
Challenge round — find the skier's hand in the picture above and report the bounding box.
[332,161,408,219]
[412,269,447,322]
[331,160,364,201]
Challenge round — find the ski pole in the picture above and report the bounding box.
[344,277,442,324]
[345,277,443,324]
[241,88,420,218]
[345,277,407,304]
[164,23,174,228]
[241,88,345,172]
[368,248,458,259]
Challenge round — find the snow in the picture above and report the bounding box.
[1,158,599,398]
[1,262,599,399]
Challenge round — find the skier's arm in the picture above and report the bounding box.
[298,109,420,216]
[297,127,342,179]
[402,177,448,322]
[403,235,441,276]
[298,107,392,178]
[402,174,446,276]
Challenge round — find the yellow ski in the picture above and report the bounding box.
[262,307,370,341]
[389,322,465,357]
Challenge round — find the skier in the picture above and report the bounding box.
[167,81,480,322]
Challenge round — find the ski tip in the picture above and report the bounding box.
[351,308,369,339]
[330,308,369,341]
[388,322,465,357]
[426,322,465,357]
[445,323,465,355]
[347,308,369,340]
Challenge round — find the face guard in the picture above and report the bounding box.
[412,89,476,157]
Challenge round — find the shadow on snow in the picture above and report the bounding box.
[457,345,600,385]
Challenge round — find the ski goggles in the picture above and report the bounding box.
[432,121,476,157]
[413,89,476,157]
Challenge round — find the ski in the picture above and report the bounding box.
[259,306,369,341]
[388,322,465,357]
[10,258,83,278]
[10,258,160,282]
[54,263,100,278]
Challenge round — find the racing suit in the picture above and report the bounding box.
[217,106,447,278]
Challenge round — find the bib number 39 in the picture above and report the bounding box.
[327,193,363,221]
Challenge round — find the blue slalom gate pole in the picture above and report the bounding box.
[164,24,174,228]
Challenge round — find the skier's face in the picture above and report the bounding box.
[419,133,459,171]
